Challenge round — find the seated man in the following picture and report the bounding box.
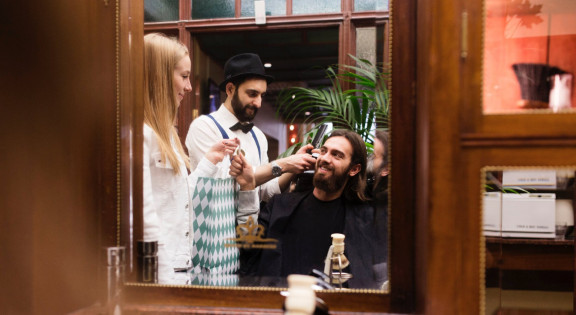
[230,129,384,289]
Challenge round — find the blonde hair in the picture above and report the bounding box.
[144,33,190,174]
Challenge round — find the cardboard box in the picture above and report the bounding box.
[483,192,502,237]
[501,193,556,238]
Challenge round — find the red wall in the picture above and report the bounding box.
[484,1,576,113]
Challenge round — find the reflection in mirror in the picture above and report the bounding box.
[482,167,574,314]
[483,0,576,114]
[135,0,391,294]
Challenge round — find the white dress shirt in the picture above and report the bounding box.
[185,105,281,202]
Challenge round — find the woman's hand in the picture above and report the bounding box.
[204,138,240,165]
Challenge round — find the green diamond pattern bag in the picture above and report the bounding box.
[190,177,240,276]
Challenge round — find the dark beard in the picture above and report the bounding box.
[313,162,350,194]
[231,89,258,122]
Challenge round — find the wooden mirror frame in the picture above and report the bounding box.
[117,0,418,313]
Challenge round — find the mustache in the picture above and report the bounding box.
[316,160,333,170]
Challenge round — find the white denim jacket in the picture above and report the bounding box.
[143,124,258,284]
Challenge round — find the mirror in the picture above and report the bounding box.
[482,167,575,314]
[483,0,576,114]
[128,0,391,294]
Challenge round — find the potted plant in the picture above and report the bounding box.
[276,54,390,156]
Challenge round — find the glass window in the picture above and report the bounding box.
[144,0,179,22]
[483,167,575,314]
[192,0,235,19]
[357,27,377,65]
[484,0,576,114]
[356,25,385,66]
[355,0,389,12]
[292,0,340,15]
[241,0,286,17]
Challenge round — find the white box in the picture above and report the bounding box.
[483,192,502,236]
[501,193,556,238]
[502,170,557,190]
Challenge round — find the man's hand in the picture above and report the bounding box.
[205,138,240,165]
[229,153,255,191]
[277,143,317,174]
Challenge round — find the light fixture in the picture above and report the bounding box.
[264,63,272,68]
[289,124,295,131]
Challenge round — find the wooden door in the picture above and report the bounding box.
[0,1,141,313]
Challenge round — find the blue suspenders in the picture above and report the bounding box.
[207,114,261,163]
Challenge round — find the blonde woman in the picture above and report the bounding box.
[143,33,239,284]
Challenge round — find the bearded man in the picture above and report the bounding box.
[186,53,316,202]
[230,129,385,289]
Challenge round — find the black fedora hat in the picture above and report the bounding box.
[219,53,274,91]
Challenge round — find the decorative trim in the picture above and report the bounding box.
[461,134,576,147]
[115,0,121,247]
[124,281,386,294]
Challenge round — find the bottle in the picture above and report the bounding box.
[105,246,125,315]
[137,240,158,283]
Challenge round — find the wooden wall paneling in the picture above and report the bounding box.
[459,0,484,134]
[123,284,390,313]
[120,0,145,277]
[414,0,484,313]
[0,0,119,313]
[389,0,417,312]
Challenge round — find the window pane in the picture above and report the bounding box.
[357,27,377,65]
[355,0,389,11]
[241,0,286,17]
[144,0,179,22]
[292,0,340,15]
[192,0,235,19]
[483,0,576,114]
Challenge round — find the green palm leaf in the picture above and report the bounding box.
[276,54,390,157]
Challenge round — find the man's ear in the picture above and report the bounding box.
[226,82,235,96]
[380,168,389,177]
[348,164,361,177]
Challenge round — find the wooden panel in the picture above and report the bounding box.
[0,0,119,313]
[389,0,417,312]
[120,0,145,273]
[123,284,390,313]
[486,239,574,271]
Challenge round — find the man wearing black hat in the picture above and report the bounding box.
[185,53,317,201]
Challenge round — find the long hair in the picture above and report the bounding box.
[144,33,190,174]
[329,129,368,203]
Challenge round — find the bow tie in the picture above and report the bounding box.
[230,122,254,133]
